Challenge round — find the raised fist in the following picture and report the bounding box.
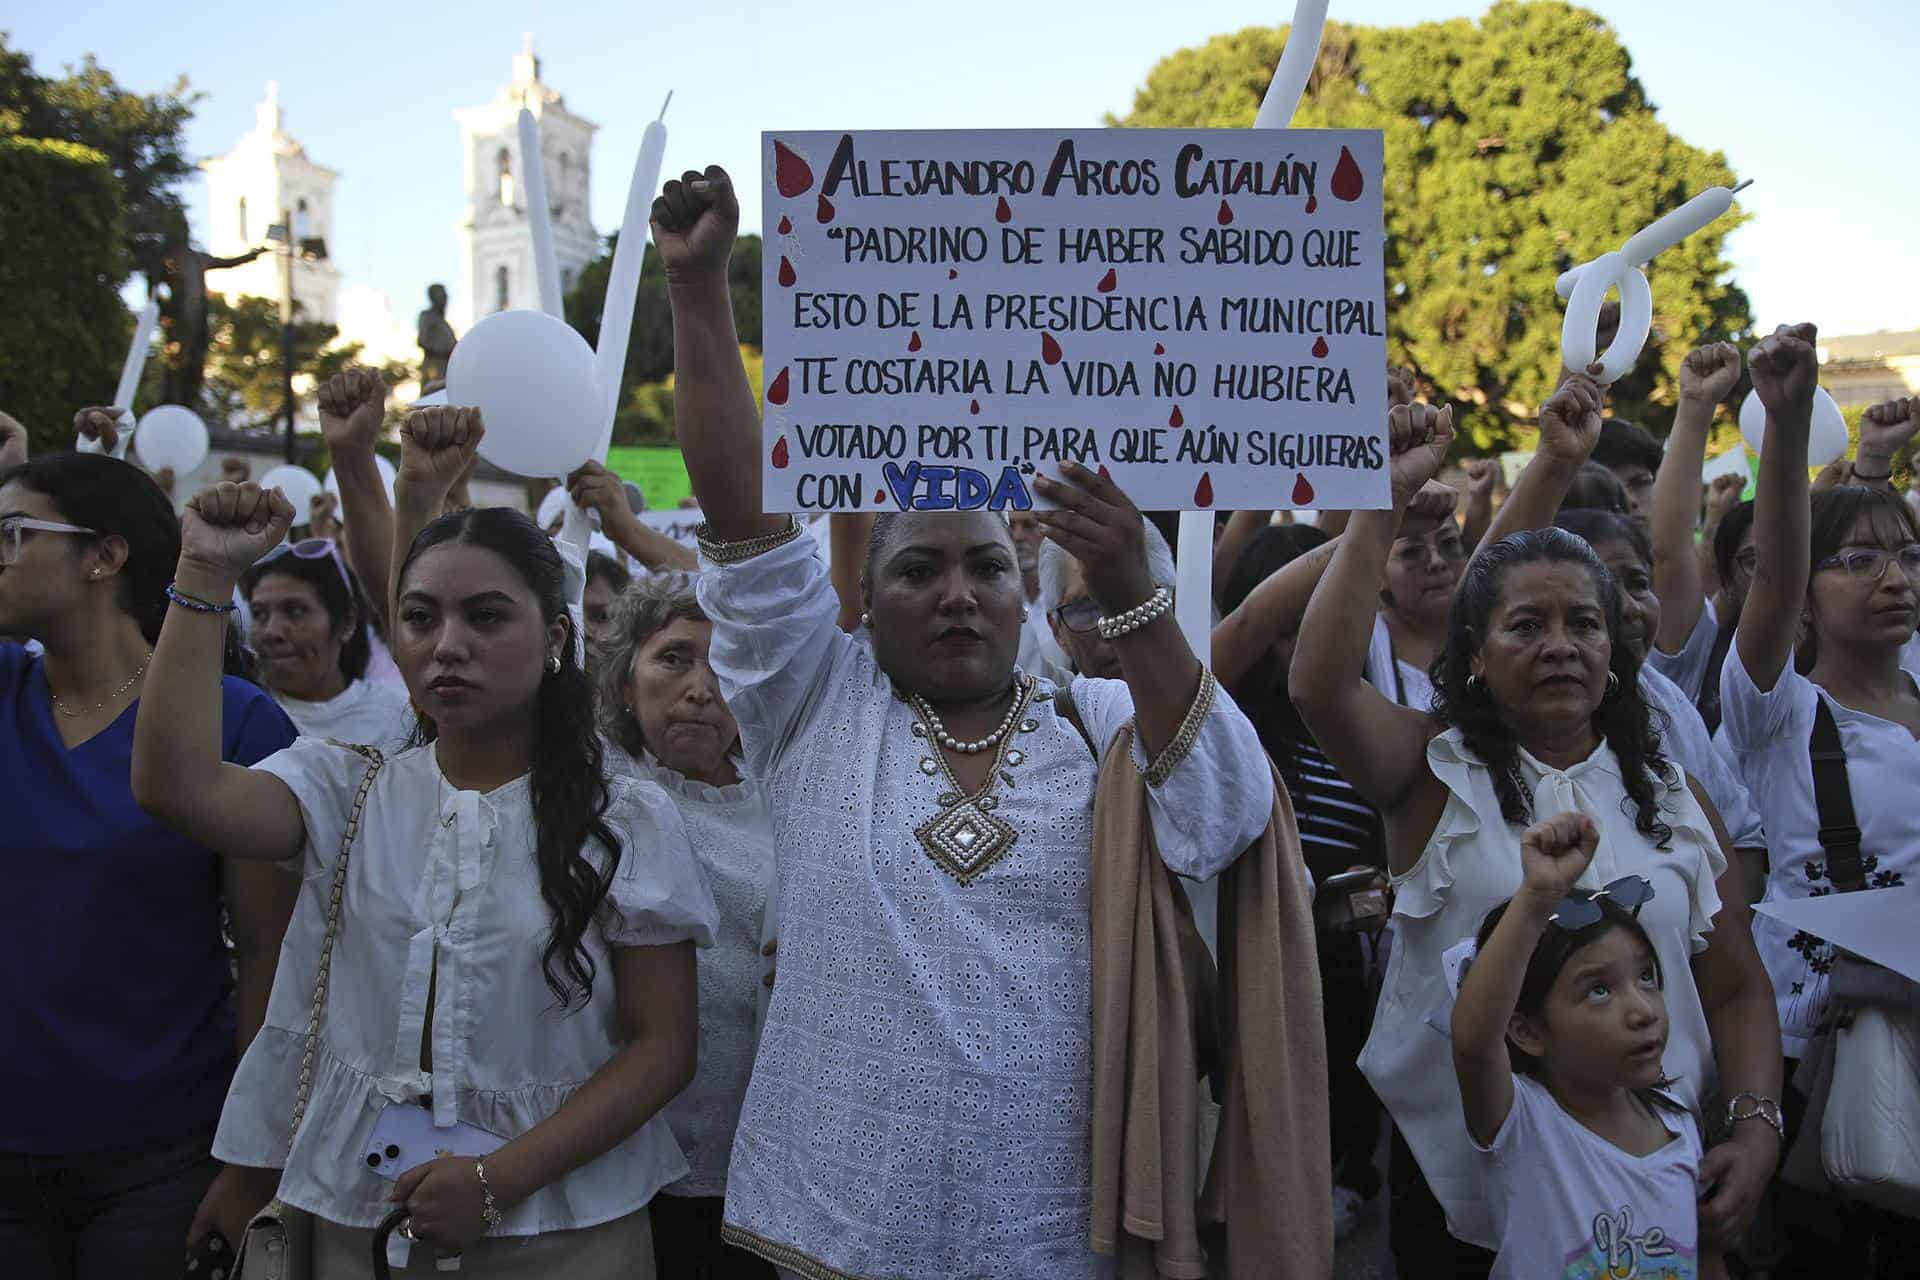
[1679,342,1743,406]
[1859,397,1920,460]
[1464,458,1498,500]
[398,406,484,500]
[1518,812,1600,901]
[1387,402,1455,508]
[0,411,27,470]
[181,483,296,580]
[1746,323,1819,428]
[651,166,739,284]
[1387,366,1418,410]
[317,368,389,455]
[1538,373,1604,468]
[1705,473,1746,523]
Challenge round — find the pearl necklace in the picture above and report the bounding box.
[909,674,1029,753]
[50,649,153,719]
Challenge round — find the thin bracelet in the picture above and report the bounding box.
[474,1159,504,1230]
[1725,1092,1784,1140]
[1849,464,1892,482]
[165,583,238,615]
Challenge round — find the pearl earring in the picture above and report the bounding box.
[1021,606,1030,621]
[860,612,871,629]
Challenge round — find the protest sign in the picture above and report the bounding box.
[760,128,1387,513]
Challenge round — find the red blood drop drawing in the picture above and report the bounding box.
[816,193,835,224]
[771,436,790,469]
[949,268,959,280]
[1169,405,1184,428]
[1331,146,1365,202]
[778,256,797,288]
[907,330,923,353]
[774,142,814,198]
[1153,342,1166,356]
[767,367,790,406]
[970,399,981,414]
[1305,194,1318,214]
[1096,268,1118,293]
[1193,472,1215,507]
[875,491,888,505]
[1216,200,1234,226]
[1041,333,1063,365]
[1291,473,1316,505]
[995,196,1013,224]
[776,215,793,235]
[1312,335,1330,359]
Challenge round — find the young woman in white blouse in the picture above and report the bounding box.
[131,410,717,1277]
[1291,384,1781,1275]
[655,168,1275,1280]
[594,574,778,1279]
[1718,326,1920,1277]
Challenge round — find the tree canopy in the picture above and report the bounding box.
[1110,0,1752,450]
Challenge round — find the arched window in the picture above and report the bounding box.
[295,198,311,240]
[237,197,248,242]
[497,146,514,206]
[495,264,510,312]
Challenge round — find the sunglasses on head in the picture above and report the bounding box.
[256,537,353,595]
[1547,875,1654,931]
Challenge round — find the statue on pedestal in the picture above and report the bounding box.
[417,284,458,390]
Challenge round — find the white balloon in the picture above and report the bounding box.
[413,389,449,408]
[259,464,322,515]
[1560,252,1652,381]
[536,485,570,532]
[324,453,397,500]
[1739,388,1849,468]
[447,310,603,478]
[132,404,209,476]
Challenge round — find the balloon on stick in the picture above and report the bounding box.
[132,404,209,477]
[1557,180,1751,377]
[114,301,160,414]
[517,109,564,320]
[259,464,323,517]
[447,309,603,479]
[1252,0,1331,127]
[1738,387,1849,469]
[592,93,672,460]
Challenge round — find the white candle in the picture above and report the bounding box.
[1253,0,1332,129]
[1174,511,1215,662]
[517,109,564,319]
[592,97,671,459]
[114,301,160,412]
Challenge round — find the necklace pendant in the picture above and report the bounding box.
[916,798,1019,884]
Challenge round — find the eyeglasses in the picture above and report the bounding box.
[255,537,354,595]
[1547,875,1655,931]
[1052,598,1103,635]
[1814,544,1920,583]
[0,516,98,566]
[1732,549,1758,575]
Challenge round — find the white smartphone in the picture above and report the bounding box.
[362,1103,505,1181]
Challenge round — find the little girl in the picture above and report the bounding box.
[1452,812,1724,1280]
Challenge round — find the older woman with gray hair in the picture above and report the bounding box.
[1037,515,1177,681]
[595,575,778,1280]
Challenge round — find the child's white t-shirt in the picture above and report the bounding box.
[1479,1074,1703,1280]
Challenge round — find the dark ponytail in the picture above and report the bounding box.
[398,507,620,1010]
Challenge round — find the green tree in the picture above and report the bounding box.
[0,33,199,280]
[612,345,764,446]
[1111,1,1753,451]
[0,136,128,452]
[565,232,762,418]
[200,294,362,429]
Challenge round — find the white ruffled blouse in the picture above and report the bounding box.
[213,740,719,1233]
[696,531,1273,1280]
[1358,729,1726,1249]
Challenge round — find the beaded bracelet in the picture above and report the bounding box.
[165,583,238,615]
[1725,1092,1784,1140]
[1144,668,1218,787]
[696,516,802,565]
[1096,586,1174,640]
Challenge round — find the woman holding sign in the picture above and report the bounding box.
[654,167,1322,1280]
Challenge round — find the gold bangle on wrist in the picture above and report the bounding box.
[696,516,801,564]
[1144,669,1217,787]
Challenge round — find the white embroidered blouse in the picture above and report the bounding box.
[212,740,720,1233]
[1359,729,1726,1249]
[696,532,1272,1280]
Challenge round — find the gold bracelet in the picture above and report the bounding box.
[474,1159,503,1230]
[696,516,801,564]
[1144,668,1217,787]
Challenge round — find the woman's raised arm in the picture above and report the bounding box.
[1733,325,1820,692]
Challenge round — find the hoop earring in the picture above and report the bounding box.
[545,654,562,675]
[1605,671,1620,698]
[1465,673,1483,694]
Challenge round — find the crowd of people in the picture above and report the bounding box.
[1,160,1918,1280]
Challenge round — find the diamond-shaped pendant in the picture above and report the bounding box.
[916,799,1018,884]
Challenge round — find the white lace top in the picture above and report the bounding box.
[617,752,778,1198]
[212,741,719,1232]
[696,532,1272,1280]
[1359,729,1725,1249]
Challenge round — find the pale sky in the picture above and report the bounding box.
[13,0,1918,339]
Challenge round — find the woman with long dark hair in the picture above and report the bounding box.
[130,409,716,1277]
[1717,326,1920,1276]
[1291,386,1782,1276]
[0,449,297,1275]
[238,538,411,750]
